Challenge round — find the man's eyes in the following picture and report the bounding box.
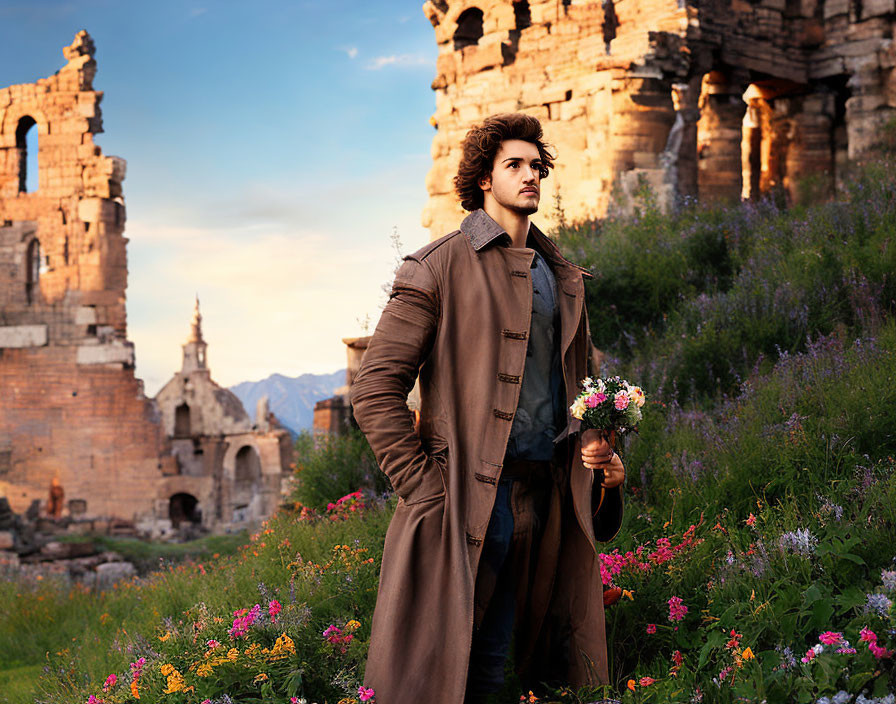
[508,161,543,170]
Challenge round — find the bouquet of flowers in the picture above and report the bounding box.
[569,375,646,435]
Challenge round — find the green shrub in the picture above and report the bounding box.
[289,429,390,511]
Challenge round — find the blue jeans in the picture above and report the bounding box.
[467,479,516,697]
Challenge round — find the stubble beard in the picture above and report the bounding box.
[508,199,539,216]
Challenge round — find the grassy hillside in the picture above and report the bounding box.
[2,152,895,704]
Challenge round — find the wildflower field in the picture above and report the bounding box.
[2,151,896,703]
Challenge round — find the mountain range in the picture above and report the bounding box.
[229,370,346,436]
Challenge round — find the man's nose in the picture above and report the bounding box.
[522,165,538,181]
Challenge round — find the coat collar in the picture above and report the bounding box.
[460,208,592,280]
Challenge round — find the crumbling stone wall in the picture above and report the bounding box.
[422,0,896,237]
[0,31,174,520]
[154,300,293,529]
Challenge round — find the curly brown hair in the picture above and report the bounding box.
[454,113,555,212]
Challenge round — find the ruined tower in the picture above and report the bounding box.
[422,0,896,237]
[154,298,293,529]
[0,31,175,520]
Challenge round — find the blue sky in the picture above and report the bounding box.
[0,0,439,394]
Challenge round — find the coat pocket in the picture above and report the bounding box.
[399,447,447,506]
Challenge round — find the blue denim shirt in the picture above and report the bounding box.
[505,247,564,461]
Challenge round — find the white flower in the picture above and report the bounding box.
[570,396,587,420]
[627,385,646,408]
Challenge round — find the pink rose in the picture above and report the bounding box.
[646,623,656,634]
[586,392,607,408]
[614,391,630,410]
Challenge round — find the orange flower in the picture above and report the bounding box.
[742,647,755,660]
[627,679,637,691]
[130,680,139,699]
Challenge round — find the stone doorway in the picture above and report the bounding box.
[169,492,200,527]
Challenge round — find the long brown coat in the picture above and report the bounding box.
[351,209,623,704]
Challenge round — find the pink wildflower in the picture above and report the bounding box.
[667,595,688,622]
[646,624,656,634]
[672,650,684,666]
[102,674,116,692]
[801,648,816,663]
[639,677,655,686]
[327,502,336,510]
[818,631,842,645]
[859,626,877,643]
[87,697,104,704]
[228,603,261,639]
[206,639,220,649]
[268,599,282,620]
[869,642,893,659]
[129,657,146,681]
[359,685,376,701]
[614,391,630,410]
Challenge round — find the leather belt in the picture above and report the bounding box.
[501,458,551,481]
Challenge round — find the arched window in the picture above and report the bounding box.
[514,1,531,30]
[16,116,38,194]
[454,8,484,50]
[174,403,191,437]
[25,239,40,305]
[235,445,261,484]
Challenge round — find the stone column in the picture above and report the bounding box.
[697,71,747,202]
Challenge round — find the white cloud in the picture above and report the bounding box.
[189,7,207,17]
[365,53,432,70]
[342,46,359,59]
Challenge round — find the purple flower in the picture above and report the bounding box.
[864,593,893,617]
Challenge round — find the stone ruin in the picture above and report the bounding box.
[0,32,292,544]
[422,0,896,237]
[153,298,293,530]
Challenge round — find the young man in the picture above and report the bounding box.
[351,113,625,704]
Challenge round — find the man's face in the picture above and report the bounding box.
[480,139,543,216]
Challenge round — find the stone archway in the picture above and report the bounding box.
[169,492,200,527]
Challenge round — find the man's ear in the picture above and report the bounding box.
[479,173,492,192]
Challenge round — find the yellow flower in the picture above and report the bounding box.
[345,620,361,632]
[163,669,187,694]
[570,396,587,420]
[269,634,297,659]
[227,647,239,661]
[622,589,634,600]
[160,664,175,676]
[158,631,173,642]
[742,647,755,660]
[196,663,213,677]
[253,672,269,683]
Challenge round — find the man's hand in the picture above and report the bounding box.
[581,428,625,489]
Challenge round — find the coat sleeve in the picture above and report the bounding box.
[350,257,442,505]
